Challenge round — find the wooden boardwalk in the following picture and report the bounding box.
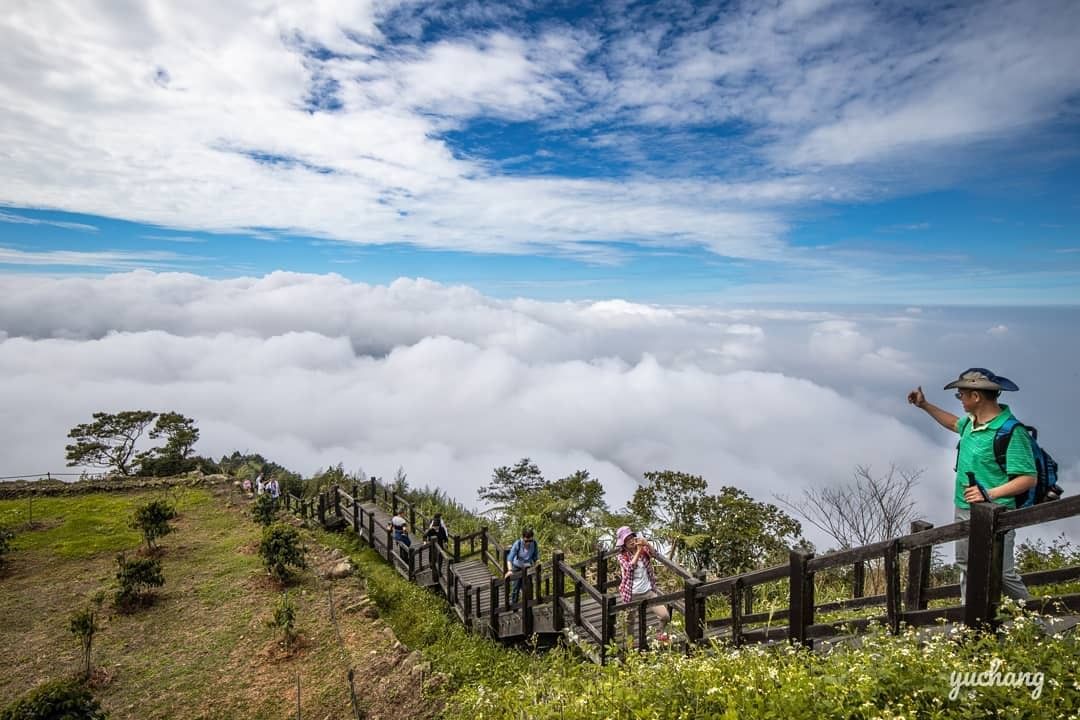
[285,480,1080,665]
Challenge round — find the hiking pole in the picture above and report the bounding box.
[966,472,992,503]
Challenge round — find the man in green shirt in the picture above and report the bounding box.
[908,368,1036,602]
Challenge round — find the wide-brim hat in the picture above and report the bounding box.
[615,526,635,548]
[943,367,1019,392]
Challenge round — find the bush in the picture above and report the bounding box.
[0,526,13,568]
[114,554,165,611]
[444,608,1080,719]
[251,493,278,527]
[0,678,106,720]
[259,524,306,584]
[130,499,177,552]
[323,535,528,696]
[68,607,98,679]
[268,592,298,650]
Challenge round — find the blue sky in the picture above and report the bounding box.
[1,0,1079,303]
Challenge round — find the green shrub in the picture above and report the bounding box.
[114,553,164,611]
[0,526,13,568]
[68,607,98,679]
[444,608,1080,719]
[319,533,528,696]
[259,524,306,584]
[251,493,277,527]
[0,678,106,720]
[130,499,177,551]
[268,592,298,650]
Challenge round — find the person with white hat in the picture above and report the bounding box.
[907,367,1035,601]
[615,526,670,642]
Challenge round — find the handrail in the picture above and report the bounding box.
[648,551,697,581]
[273,480,1080,663]
[456,528,486,543]
[806,540,892,572]
[560,562,605,604]
[317,479,1080,661]
[612,588,683,612]
[998,494,1080,531]
[701,563,787,595]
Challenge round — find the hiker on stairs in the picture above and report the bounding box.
[505,527,538,605]
[615,526,670,643]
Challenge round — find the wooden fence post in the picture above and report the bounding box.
[463,585,473,630]
[385,526,394,564]
[318,494,327,526]
[409,505,416,533]
[391,491,398,517]
[490,578,499,636]
[352,497,360,536]
[522,573,533,637]
[853,560,865,599]
[453,535,461,562]
[596,548,607,592]
[408,546,416,581]
[480,527,489,566]
[684,576,704,646]
[333,485,341,517]
[788,549,815,647]
[884,540,902,635]
[369,477,376,503]
[904,520,934,611]
[599,593,615,665]
[367,512,375,549]
[552,551,565,632]
[965,503,1005,630]
[730,578,744,646]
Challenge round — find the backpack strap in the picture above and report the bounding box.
[953,416,972,472]
[992,418,1021,474]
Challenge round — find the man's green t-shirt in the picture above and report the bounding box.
[954,404,1036,509]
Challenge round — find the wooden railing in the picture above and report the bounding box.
[283,479,1080,665]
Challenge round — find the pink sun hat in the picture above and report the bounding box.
[615,526,635,549]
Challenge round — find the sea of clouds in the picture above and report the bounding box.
[1,270,1076,549]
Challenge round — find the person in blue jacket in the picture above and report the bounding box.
[504,527,538,604]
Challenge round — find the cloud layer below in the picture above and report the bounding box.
[2,271,1076,547]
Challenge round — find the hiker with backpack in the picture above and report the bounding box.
[389,510,411,548]
[908,367,1062,602]
[423,513,449,548]
[504,528,539,605]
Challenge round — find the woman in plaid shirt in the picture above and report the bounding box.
[615,526,670,642]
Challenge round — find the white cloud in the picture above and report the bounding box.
[0,209,97,232]
[2,0,1074,267]
[0,247,203,270]
[3,271,1078,548]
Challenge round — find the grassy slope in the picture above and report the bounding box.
[0,486,442,719]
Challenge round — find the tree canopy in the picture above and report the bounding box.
[627,470,803,576]
[479,459,610,559]
[136,412,202,476]
[65,411,158,476]
[66,410,208,477]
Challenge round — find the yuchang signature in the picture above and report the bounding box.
[948,659,1045,700]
